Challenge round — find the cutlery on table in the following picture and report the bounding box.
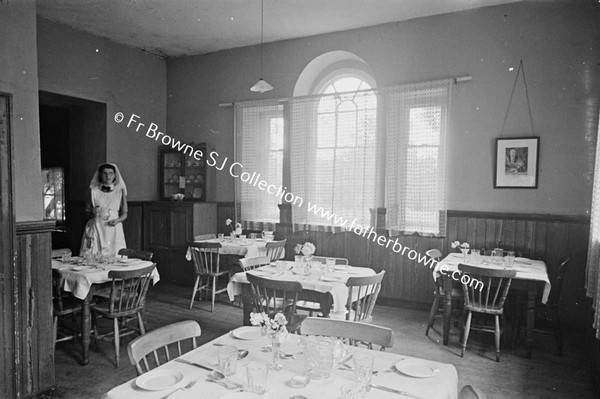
[372,365,396,376]
[162,378,198,399]
[205,377,242,391]
[370,384,420,398]
[174,358,213,371]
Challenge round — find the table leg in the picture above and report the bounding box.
[442,279,452,345]
[80,294,91,365]
[241,284,253,326]
[526,288,535,359]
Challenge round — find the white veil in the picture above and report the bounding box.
[88,163,128,196]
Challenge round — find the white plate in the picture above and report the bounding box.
[395,359,439,378]
[220,393,261,399]
[135,369,184,391]
[321,275,343,282]
[232,326,264,340]
[118,258,139,264]
[71,266,95,272]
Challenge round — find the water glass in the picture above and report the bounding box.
[218,233,224,240]
[325,258,336,274]
[249,233,257,240]
[240,234,247,244]
[471,248,480,263]
[353,352,374,387]
[217,345,238,376]
[246,362,269,394]
[341,383,368,399]
[491,248,504,264]
[303,336,334,380]
[505,251,516,268]
[276,260,286,274]
[295,255,303,265]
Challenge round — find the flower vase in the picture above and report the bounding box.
[460,248,469,262]
[269,334,283,370]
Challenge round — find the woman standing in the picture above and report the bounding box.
[80,163,128,256]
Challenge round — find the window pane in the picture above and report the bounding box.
[408,106,441,146]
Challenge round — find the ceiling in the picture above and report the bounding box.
[36,0,521,58]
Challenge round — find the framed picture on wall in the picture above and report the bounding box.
[494,136,539,188]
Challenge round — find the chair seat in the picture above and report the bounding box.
[90,303,145,319]
[464,305,504,315]
[196,270,230,278]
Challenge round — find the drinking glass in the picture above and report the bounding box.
[246,362,269,394]
[353,352,374,388]
[218,233,224,241]
[276,260,286,275]
[240,234,247,244]
[491,248,504,264]
[303,336,334,380]
[341,383,368,399]
[325,258,336,274]
[249,233,257,240]
[505,251,516,268]
[217,346,238,376]
[471,248,480,264]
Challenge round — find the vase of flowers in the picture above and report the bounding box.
[294,242,316,262]
[451,240,470,262]
[225,219,243,240]
[250,312,288,370]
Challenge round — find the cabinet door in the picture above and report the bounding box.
[170,249,194,286]
[170,205,193,249]
[151,249,172,283]
[144,206,169,249]
[161,151,184,200]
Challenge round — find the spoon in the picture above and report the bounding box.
[288,369,312,389]
[208,371,243,389]
[212,343,249,360]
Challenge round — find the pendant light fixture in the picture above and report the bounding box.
[250,0,273,93]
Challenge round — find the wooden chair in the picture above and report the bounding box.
[459,385,487,399]
[425,248,464,337]
[90,264,156,367]
[246,273,305,333]
[300,317,394,351]
[239,256,271,271]
[265,239,286,262]
[127,320,202,375]
[52,269,81,352]
[188,241,230,312]
[310,256,349,265]
[345,271,385,322]
[118,248,153,261]
[459,264,516,362]
[513,257,570,357]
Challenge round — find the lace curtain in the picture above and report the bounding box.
[586,112,600,339]
[384,80,451,236]
[234,100,283,225]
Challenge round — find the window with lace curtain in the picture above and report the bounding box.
[290,76,378,228]
[234,101,283,224]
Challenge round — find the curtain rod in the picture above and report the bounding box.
[218,75,472,107]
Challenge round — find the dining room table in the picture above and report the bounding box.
[52,256,160,365]
[102,325,459,399]
[185,237,285,261]
[227,261,376,324]
[435,252,551,358]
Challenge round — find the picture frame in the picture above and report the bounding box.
[494,136,539,189]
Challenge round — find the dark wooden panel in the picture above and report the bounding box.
[122,202,143,250]
[15,221,55,397]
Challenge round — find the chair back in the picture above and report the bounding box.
[105,265,156,316]
[548,257,570,306]
[459,385,487,399]
[300,318,394,351]
[127,320,201,375]
[246,272,302,317]
[425,249,442,261]
[345,271,385,321]
[239,256,271,271]
[310,256,349,265]
[265,239,286,262]
[188,241,222,274]
[458,264,516,312]
[118,248,154,261]
[52,269,68,312]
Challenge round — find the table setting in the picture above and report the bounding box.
[102,313,458,399]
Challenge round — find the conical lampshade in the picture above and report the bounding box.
[250,78,273,93]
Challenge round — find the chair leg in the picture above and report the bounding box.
[53,315,58,352]
[189,275,200,309]
[425,295,439,336]
[555,313,563,357]
[495,315,501,362]
[137,312,146,335]
[211,276,217,312]
[113,318,120,368]
[461,311,472,357]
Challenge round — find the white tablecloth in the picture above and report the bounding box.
[227,262,375,315]
[52,259,160,300]
[186,238,284,261]
[102,328,458,399]
[435,253,551,303]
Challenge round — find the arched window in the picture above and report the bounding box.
[290,70,378,228]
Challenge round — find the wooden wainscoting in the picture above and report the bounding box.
[15,220,55,397]
[209,205,591,326]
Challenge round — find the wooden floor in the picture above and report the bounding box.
[52,283,598,399]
